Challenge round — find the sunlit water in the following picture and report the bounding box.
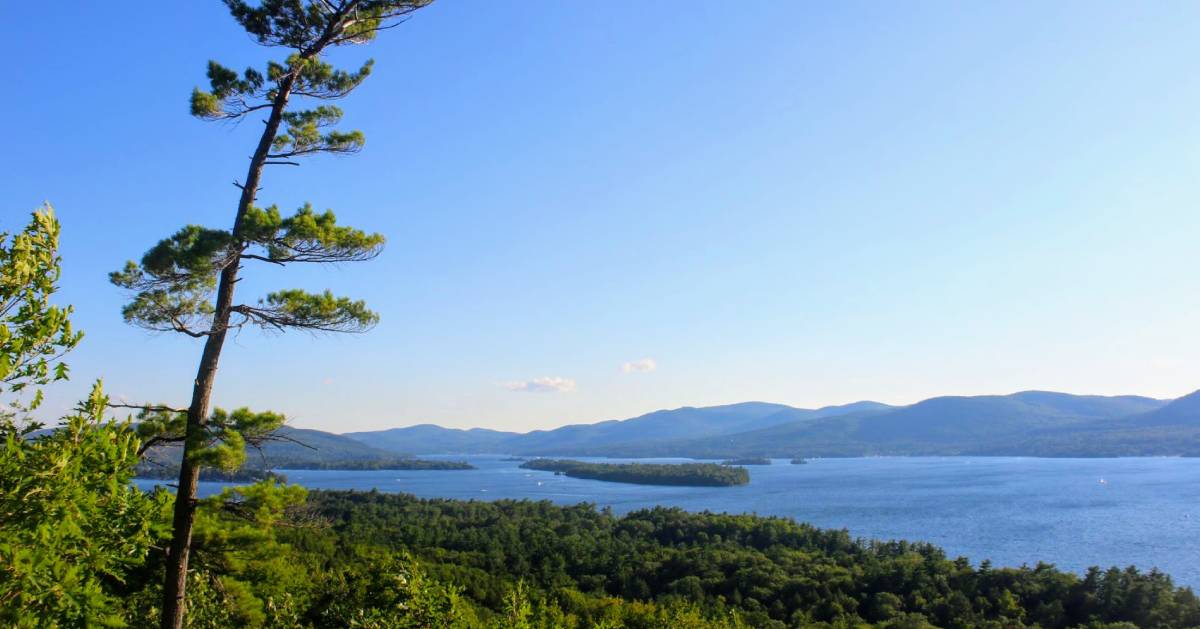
[136,456,1200,588]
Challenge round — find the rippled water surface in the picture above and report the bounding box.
[139,456,1200,588]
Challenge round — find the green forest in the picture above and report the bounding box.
[520,459,751,487]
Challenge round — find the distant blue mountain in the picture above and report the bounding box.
[970,390,1199,457]
[344,424,518,455]
[855,391,1166,445]
[503,401,803,455]
[342,390,1197,457]
[1123,389,1200,427]
[347,400,894,456]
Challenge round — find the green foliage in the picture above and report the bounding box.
[137,225,236,280]
[252,289,378,333]
[225,1,432,48]
[0,204,83,425]
[136,405,287,472]
[313,551,476,628]
[188,481,312,626]
[107,224,231,336]
[111,204,382,337]
[240,203,384,263]
[304,491,1200,628]
[0,382,166,627]
[286,56,373,97]
[520,459,751,487]
[272,104,365,158]
[190,61,268,119]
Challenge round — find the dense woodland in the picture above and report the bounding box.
[302,490,1200,629]
[29,477,1199,628]
[520,459,751,487]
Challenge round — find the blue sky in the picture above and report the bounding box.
[5,2,1200,433]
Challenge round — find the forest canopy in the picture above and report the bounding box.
[520,459,751,487]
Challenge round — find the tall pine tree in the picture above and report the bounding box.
[110,2,432,627]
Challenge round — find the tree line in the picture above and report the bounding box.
[520,459,752,487]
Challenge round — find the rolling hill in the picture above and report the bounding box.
[971,390,1200,457]
[656,391,1171,457]
[347,401,895,456]
[497,402,800,455]
[343,424,518,455]
[343,390,1197,458]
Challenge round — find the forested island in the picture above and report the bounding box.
[722,456,772,465]
[520,458,750,486]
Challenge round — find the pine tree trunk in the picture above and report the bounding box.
[158,72,296,629]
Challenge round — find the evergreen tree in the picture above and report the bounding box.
[109,2,432,627]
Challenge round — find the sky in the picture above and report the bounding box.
[4,2,1200,433]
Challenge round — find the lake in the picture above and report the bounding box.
[139,456,1200,588]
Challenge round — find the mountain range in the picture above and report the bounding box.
[335,389,1200,458]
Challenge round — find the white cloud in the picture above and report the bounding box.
[505,376,577,393]
[621,358,657,374]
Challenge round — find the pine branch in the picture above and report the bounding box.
[232,289,378,333]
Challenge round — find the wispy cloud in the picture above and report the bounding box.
[505,376,577,393]
[621,358,657,374]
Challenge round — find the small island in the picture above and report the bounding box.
[722,457,772,466]
[790,457,809,465]
[520,459,750,487]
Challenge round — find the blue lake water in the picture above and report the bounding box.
[139,456,1200,588]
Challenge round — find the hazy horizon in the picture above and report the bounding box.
[6,1,1200,433]
[308,387,1194,435]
